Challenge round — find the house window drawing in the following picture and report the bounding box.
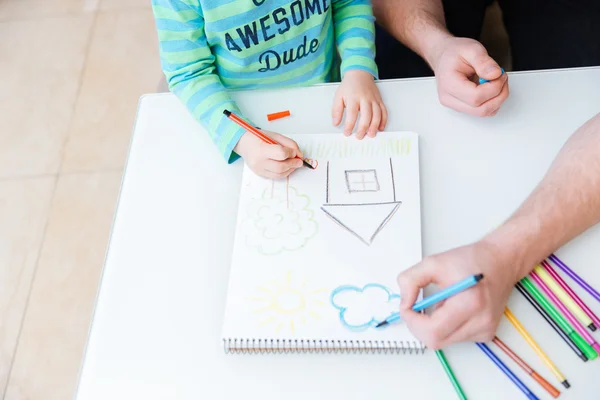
[345,169,380,193]
[321,159,401,246]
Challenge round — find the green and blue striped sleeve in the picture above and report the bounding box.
[332,0,378,79]
[152,0,248,163]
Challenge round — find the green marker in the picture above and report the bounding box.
[520,277,598,361]
[436,350,468,400]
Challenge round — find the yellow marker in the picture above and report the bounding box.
[504,308,570,388]
[534,265,594,329]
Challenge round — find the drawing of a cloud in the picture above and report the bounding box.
[331,284,400,330]
[244,186,318,255]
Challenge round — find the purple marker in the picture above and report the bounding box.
[531,271,600,353]
[543,260,600,330]
[549,254,600,304]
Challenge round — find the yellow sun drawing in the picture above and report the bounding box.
[250,271,327,334]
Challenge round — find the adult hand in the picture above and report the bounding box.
[428,37,509,117]
[234,131,304,180]
[396,240,519,349]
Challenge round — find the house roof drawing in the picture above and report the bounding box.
[321,159,402,246]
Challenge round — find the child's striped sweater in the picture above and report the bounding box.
[152,0,377,161]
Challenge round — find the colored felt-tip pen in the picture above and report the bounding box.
[376,274,484,328]
[223,109,314,169]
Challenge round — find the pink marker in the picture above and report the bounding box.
[531,271,600,353]
[543,260,600,330]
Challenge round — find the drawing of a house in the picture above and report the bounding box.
[321,158,401,246]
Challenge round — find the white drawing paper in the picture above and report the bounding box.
[222,132,422,347]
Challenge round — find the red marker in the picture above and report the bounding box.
[223,110,313,169]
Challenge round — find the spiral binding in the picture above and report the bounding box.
[223,338,426,355]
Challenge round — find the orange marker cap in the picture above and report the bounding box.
[267,110,291,121]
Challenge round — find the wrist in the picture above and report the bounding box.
[342,69,374,81]
[233,132,252,158]
[480,217,546,280]
[420,29,453,72]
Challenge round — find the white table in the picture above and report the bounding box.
[75,68,600,400]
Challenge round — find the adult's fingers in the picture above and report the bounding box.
[270,132,303,158]
[355,100,372,140]
[368,102,381,138]
[444,71,507,109]
[379,102,388,131]
[407,305,473,350]
[343,101,359,136]
[460,43,503,82]
[397,261,438,311]
[331,94,344,127]
[437,313,498,347]
[440,77,509,117]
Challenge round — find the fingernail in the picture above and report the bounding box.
[485,65,501,75]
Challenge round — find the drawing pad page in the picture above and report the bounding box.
[222,132,422,351]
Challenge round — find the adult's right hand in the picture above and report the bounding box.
[428,36,509,117]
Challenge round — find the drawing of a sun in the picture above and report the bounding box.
[250,271,326,334]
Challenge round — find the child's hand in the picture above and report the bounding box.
[234,131,304,180]
[332,70,388,139]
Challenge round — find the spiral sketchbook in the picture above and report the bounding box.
[222,131,423,354]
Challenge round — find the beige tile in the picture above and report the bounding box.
[4,171,122,400]
[0,0,98,22]
[60,9,163,173]
[0,16,93,178]
[100,0,150,11]
[0,177,55,396]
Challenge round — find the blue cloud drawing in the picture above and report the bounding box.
[330,284,400,331]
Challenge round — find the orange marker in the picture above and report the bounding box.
[223,110,313,169]
[493,337,561,398]
[267,110,291,121]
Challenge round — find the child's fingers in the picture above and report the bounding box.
[331,95,344,127]
[343,101,359,136]
[262,142,295,161]
[355,100,371,140]
[368,102,381,138]
[271,133,302,158]
[264,159,300,177]
[379,102,388,131]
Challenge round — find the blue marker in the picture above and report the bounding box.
[375,273,484,328]
[476,342,540,400]
[479,68,505,84]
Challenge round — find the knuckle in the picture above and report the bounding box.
[469,92,485,107]
[483,315,499,331]
[475,106,490,118]
[439,94,452,108]
[477,331,495,343]
[426,336,443,350]
[481,104,496,117]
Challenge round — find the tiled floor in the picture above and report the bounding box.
[0,0,510,398]
[0,0,163,399]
